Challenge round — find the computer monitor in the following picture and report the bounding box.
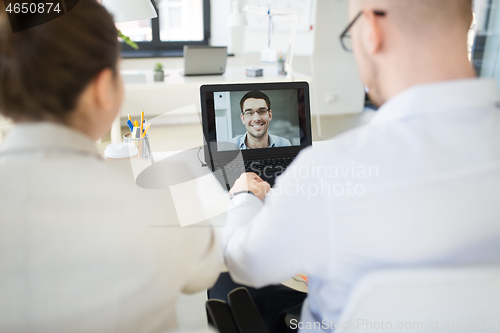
[201,82,313,166]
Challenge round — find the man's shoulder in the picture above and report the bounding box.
[229,134,245,144]
[290,123,404,176]
[269,134,292,147]
[295,125,372,159]
[293,106,500,184]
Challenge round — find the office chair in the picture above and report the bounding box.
[227,287,270,333]
[336,266,500,332]
[207,267,500,333]
[206,299,240,333]
[206,287,270,333]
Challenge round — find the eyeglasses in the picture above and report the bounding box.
[243,109,270,118]
[339,10,386,53]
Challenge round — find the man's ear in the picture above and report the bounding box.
[268,110,272,121]
[241,113,245,124]
[363,10,384,54]
[93,68,116,113]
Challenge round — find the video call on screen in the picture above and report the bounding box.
[209,89,307,152]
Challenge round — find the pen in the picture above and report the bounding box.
[141,123,151,138]
[127,120,134,132]
[128,113,132,122]
[297,274,308,283]
[134,120,139,128]
[140,111,144,134]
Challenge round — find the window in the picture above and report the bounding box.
[116,0,210,58]
[117,19,153,42]
[471,0,499,78]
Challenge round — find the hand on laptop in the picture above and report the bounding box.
[230,173,271,200]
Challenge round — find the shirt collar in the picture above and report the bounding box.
[238,134,247,149]
[268,135,277,148]
[239,133,276,149]
[372,79,500,124]
[0,121,101,158]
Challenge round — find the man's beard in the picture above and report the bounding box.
[248,125,268,139]
[359,48,386,107]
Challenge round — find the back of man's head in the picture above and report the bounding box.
[350,0,475,106]
[353,0,472,34]
[396,0,468,34]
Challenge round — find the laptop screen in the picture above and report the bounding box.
[201,82,312,157]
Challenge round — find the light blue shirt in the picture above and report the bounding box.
[229,133,292,149]
[222,79,500,332]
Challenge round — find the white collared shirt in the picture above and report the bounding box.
[222,79,500,332]
[0,123,221,333]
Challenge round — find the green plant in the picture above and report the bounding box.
[155,63,163,72]
[117,29,138,50]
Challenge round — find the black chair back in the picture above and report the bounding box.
[206,299,240,333]
[227,287,271,333]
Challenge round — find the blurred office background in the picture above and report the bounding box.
[1,0,500,148]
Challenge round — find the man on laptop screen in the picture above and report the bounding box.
[229,91,292,149]
[201,82,312,189]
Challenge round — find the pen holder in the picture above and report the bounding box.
[123,133,152,161]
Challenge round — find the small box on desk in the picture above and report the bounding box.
[121,70,147,84]
[246,67,263,77]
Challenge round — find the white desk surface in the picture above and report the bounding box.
[111,66,313,143]
[124,66,311,90]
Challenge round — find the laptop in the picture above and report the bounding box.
[201,82,313,191]
[183,46,228,76]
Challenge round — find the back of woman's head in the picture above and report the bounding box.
[0,0,119,122]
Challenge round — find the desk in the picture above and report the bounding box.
[140,141,330,293]
[111,66,313,143]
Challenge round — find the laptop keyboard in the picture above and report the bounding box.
[214,157,295,175]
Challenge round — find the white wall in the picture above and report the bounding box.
[241,0,317,56]
[212,0,317,56]
[310,0,364,115]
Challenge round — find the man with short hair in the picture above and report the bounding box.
[229,91,292,149]
[217,0,500,331]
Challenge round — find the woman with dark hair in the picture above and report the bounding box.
[0,1,220,332]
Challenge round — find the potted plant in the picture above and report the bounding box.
[154,63,164,82]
